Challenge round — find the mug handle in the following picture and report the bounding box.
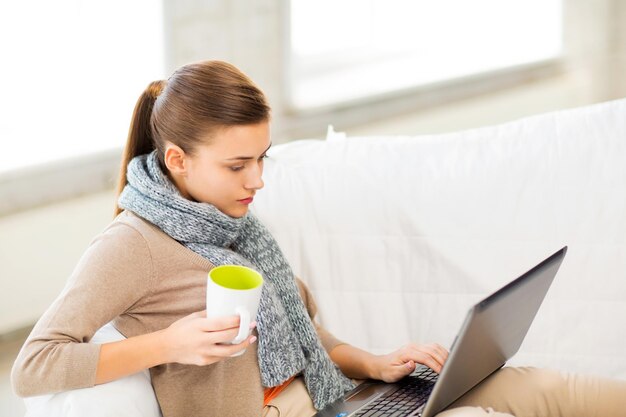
[231,306,250,344]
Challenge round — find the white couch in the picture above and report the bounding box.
[25,98,626,416]
[254,99,626,380]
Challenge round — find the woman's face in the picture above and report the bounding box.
[167,122,271,218]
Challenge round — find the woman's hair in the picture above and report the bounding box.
[114,60,271,216]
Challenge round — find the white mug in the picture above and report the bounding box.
[206,265,264,356]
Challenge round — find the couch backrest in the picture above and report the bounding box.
[253,98,626,379]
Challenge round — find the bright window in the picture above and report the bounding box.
[0,1,164,174]
[288,0,563,110]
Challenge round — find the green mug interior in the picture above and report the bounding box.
[209,265,263,290]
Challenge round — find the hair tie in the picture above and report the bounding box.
[148,80,166,100]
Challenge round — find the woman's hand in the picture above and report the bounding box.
[370,343,449,383]
[159,311,257,366]
[96,311,256,385]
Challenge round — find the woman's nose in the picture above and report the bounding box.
[245,165,264,190]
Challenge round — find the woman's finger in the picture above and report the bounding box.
[399,344,443,371]
[205,326,242,345]
[207,334,257,357]
[200,314,242,332]
[433,343,450,363]
[424,343,448,366]
[379,358,415,383]
[401,349,442,373]
[416,344,447,368]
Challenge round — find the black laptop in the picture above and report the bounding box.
[315,246,567,417]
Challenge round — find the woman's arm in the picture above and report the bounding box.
[95,312,255,385]
[329,342,449,383]
[95,330,168,385]
[12,223,248,396]
[12,223,153,397]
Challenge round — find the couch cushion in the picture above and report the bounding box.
[23,323,161,417]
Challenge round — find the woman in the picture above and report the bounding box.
[11,61,626,417]
[11,60,445,416]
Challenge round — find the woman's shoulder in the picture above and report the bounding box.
[111,210,166,237]
[99,210,172,248]
[102,210,213,269]
[73,211,159,276]
[78,210,174,268]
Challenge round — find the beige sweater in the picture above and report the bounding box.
[11,210,345,417]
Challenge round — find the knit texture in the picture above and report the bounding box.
[118,151,354,410]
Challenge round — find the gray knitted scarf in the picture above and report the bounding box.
[118,151,354,410]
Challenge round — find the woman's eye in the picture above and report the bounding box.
[230,154,266,172]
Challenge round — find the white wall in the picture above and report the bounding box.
[348,68,611,136]
[1,0,625,334]
[0,192,114,332]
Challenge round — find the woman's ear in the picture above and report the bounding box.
[164,143,187,176]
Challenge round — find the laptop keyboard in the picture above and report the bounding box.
[353,366,439,417]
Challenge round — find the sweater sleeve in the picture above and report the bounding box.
[11,221,154,397]
[296,277,347,354]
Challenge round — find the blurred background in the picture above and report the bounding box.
[1,0,625,414]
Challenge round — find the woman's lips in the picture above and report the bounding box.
[238,197,254,205]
